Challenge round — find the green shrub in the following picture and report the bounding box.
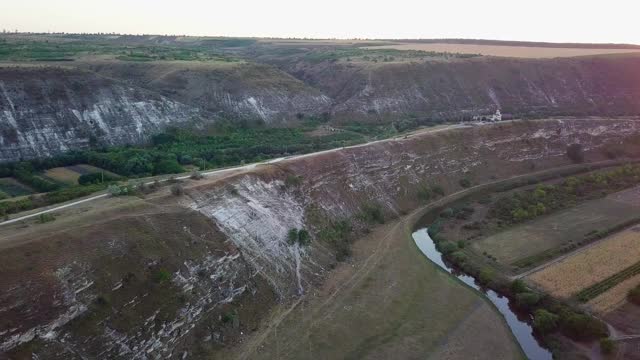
[600,337,615,355]
[154,269,171,284]
[438,242,458,255]
[298,229,310,245]
[560,312,607,341]
[511,279,528,294]
[459,178,472,188]
[0,191,8,200]
[287,228,311,246]
[285,174,303,187]
[360,203,385,224]
[287,228,299,245]
[450,251,467,264]
[153,159,184,175]
[78,172,119,185]
[533,309,559,335]
[440,208,455,218]
[432,185,445,196]
[37,213,56,223]
[628,285,640,305]
[477,269,495,285]
[515,292,541,309]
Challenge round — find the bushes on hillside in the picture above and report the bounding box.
[317,220,352,261]
[600,337,615,355]
[459,178,472,188]
[417,183,445,202]
[287,228,311,246]
[359,203,385,224]
[628,285,640,305]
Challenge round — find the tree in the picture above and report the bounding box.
[287,228,299,245]
[515,292,541,309]
[628,285,640,305]
[298,229,310,245]
[459,178,472,188]
[560,312,607,341]
[533,309,559,335]
[153,159,183,175]
[511,279,528,294]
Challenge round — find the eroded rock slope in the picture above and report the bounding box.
[2,118,640,359]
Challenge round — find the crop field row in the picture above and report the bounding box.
[575,261,640,303]
[588,274,640,314]
[527,225,640,300]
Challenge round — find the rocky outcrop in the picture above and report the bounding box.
[0,66,205,162]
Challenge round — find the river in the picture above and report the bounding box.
[412,228,553,360]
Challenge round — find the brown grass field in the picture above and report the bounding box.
[43,167,84,185]
[472,186,640,266]
[527,226,640,299]
[364,43,640,58]
[43,164,119,185]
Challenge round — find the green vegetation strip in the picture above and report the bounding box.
[575,261,640,303]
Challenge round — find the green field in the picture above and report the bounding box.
[472,187,640,268]
[0,178,34,197]
[0,38,238,62]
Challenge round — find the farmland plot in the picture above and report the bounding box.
[364,43,640,58]
[473,186,640,266]
[43,165,120,185]
[527,226,640,300]
[0,177,34,197]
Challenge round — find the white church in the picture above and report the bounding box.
[473,109,502,122]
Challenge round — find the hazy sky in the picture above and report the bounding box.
[3,0,639,44]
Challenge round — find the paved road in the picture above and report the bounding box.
[0,124,464,227]
[0,163,252,227]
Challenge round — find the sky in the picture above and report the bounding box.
[2,0,640,44]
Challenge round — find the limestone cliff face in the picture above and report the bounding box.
[0,62,333,162]
[283,56,640,120]
[3,119,640,359]
[0,66,205,162]
[83,61,332,124]
[4,54,640,163]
